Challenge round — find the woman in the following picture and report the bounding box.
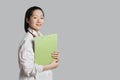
[18,6,59,80]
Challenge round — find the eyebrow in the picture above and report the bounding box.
[32,15,44,17]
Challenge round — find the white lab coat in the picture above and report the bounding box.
[18,28,53,80]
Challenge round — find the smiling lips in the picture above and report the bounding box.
[36,24,42,26]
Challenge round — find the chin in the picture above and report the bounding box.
[36,28,41,31]
[38,26,43,30]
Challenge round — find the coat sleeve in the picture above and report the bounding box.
[18,37,43,77]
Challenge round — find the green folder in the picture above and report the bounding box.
[34,34,58,65]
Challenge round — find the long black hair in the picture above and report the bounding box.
[24,6,44,33]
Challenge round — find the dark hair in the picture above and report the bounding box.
[24,6,44,33]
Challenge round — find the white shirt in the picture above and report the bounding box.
[18,28,53,80]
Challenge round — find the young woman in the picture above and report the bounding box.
[18,6,59,80]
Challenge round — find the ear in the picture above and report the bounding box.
[26,18,29,24]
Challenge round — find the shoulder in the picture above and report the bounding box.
[19,32,34,47]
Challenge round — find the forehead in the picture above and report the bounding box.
[32,9,43,16]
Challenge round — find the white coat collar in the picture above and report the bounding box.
[28,27,43,37]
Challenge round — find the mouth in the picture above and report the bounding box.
[36,24,42,26]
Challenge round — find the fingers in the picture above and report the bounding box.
[51,52,59,59]
[55,59,59,63]
[52,51,59,56]
[53,51,60,54]
[52,55,59,59]
[52,53,58,56]
[53,59,59,63]
[51,51,60,62]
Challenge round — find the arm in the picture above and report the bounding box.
[43,50,60,71]
[43,59,59,71]
[18,38,59,77]
[18,38,43,77]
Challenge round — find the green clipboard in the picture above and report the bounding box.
[34,34,58,65]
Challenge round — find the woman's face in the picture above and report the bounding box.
[27,9,44,31]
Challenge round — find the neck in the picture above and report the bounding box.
[30,27,39,32]
[28,27,40,37]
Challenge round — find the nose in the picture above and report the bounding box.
[37,19,41,23]
[37,19,42,23]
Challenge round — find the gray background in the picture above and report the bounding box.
[0,0,119,80]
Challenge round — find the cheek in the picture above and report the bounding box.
[30,20,37,25]
[42,20,44,24]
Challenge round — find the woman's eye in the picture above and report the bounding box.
[33,17,37,19]
[41,17,44,19]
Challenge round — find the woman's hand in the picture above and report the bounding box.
[49,59,59,69]
[43,51,60,71]
[43,59,59,71]
[51,51,60,62]
[50,50,60,69]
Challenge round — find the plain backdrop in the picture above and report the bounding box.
[0,0,120,80]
